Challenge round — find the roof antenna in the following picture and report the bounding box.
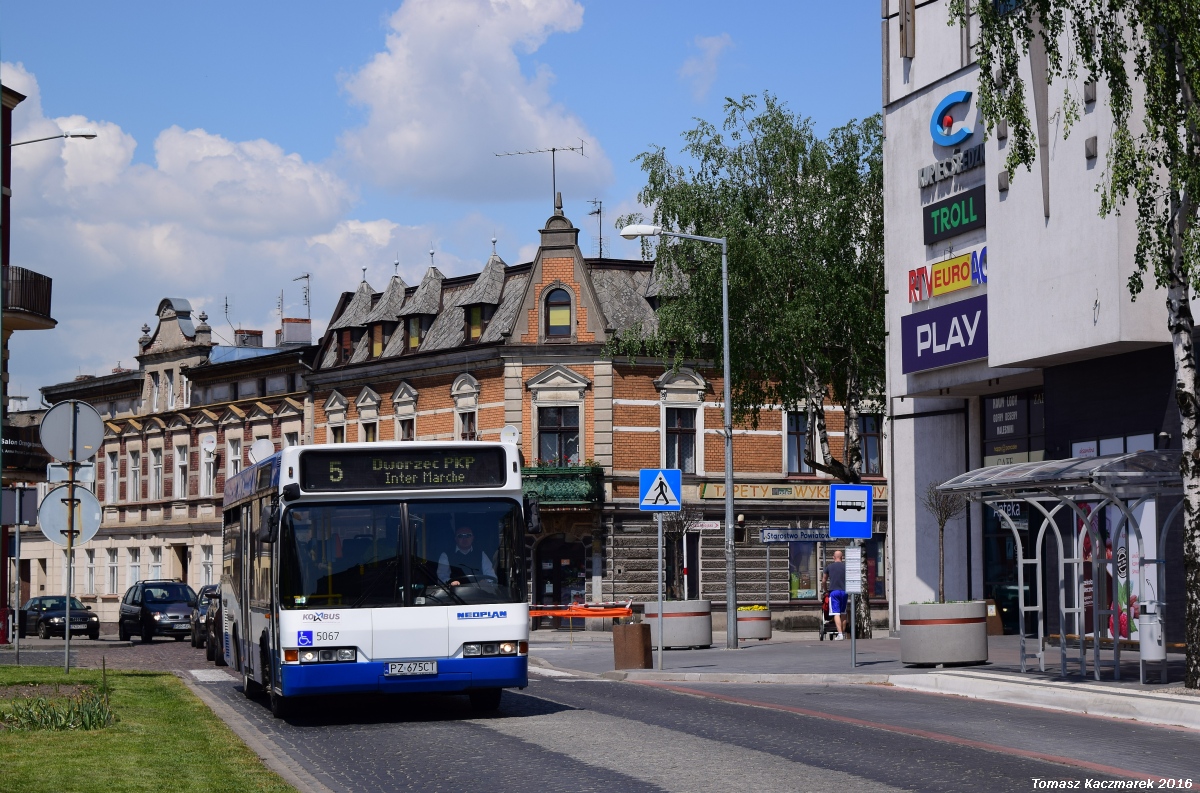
[293,273,311,323]
[588,199,603,258]
[224,296,237,341]
[494,138,585,208]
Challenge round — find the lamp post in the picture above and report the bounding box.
[10,128,98,147]
[3,125,97,647]
[620,223,739,649]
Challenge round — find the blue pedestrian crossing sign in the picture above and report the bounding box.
[829,484,873,538]
[639,468,682,511]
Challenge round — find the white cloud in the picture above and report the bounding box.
[678,33,733,101]
[0,63,373,391]
[338,0,612,201]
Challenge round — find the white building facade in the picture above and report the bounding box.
[883,1,1186,641]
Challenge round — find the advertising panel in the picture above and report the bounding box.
[900,294,988,374]
[923,185,986,245]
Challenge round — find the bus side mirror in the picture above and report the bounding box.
[257,500,280,543]
[282,483,301,502]
[525,495,542,534]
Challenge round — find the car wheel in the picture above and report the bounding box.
[88,628,100,641]
[141,624,154,643]
[118,620,129,642]
[190,626,198,648]
[174,634,186,642]
[205,629,215,662]
[213,627,227,667]
[468,688,502,712]
[37,622,50,640]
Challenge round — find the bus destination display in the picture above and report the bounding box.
[300,448,507,491]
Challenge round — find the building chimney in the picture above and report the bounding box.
[234,329,263,348]
[276,317,311,347]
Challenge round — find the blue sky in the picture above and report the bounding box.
[2,1,881,396]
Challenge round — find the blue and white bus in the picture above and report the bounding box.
[221,442,533,717]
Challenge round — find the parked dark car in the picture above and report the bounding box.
[19,596,101,640]
[117,580,198,643]
[190,584,218,648]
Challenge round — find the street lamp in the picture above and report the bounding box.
[620,223,739,649]
[10,128,98,147]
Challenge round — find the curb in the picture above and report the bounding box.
[603,670,894,685]
[177,671,336,793]
[890,670,1200,731]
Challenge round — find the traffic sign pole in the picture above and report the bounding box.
[656,512,664,671]
[65,405,79,674]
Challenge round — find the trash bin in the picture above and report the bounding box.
[613,623,652,669]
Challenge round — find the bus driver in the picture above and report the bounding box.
[437,526,495,586]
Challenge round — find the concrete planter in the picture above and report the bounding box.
[899,601,988,665]
[644,600,712,649]
[736,609,772,640]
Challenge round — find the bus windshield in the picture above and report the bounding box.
[278,499,523,609]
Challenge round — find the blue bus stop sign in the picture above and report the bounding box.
[639,469,682,511]
[829,484,873,539]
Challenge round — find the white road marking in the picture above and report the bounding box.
[190,668,235,682]
[476,705,904,793]
[527,666,576,678]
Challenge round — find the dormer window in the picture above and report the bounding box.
[337,330,354,364]
[371,321,397,359]
[545,288,572,338]
[464,304,495,343]
[405,316,432,352]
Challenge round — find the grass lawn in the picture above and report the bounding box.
[0,666,294,793]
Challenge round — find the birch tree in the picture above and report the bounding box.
[952,0,1200,686]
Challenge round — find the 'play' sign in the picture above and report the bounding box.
[901,294,988,374]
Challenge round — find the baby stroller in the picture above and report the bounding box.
[818,591,838,640]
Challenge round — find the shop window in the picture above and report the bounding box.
[545,288,572,337]
[538,406,580,466]
[665,408,696,474]
[787,413,812,474]
[788,541,818,599]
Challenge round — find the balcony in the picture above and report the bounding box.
[3,265,55,331]
[521,465,604,507]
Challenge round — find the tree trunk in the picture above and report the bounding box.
[938,521,946,603]
[1166,193,1200,689]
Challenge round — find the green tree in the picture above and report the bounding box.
[609,94,884,636]
[952,0,1200,687]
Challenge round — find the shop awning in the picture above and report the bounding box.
[937,450,1183,501]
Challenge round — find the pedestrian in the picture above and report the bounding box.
[822,549,847,640]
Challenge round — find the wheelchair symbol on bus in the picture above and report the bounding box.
[298,631,313,647]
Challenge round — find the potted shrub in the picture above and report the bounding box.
[899,482,988,665]
[736,604,772,640]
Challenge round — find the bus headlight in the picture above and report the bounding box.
[338,648,356,661]
[294,647,356,664]
[300,649,319,663]
[463,641,523,657]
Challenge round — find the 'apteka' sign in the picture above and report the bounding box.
[901,294,988,374]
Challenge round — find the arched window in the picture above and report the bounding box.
[545,288,572,337]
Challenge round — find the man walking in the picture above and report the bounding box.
[822,549,847,640]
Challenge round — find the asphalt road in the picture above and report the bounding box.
[11,637,1194,791]
[186,664,1197,793]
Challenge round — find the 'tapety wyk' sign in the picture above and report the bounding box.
[901,294,988,374]
[923,185,986,245]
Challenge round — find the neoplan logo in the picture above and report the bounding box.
[457,610,508,620]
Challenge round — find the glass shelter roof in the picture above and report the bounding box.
[937,451,1183,500]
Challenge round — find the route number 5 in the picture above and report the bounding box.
[329,461,343,482]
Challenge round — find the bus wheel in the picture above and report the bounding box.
[468,688,502,712]
[269,688,292,719]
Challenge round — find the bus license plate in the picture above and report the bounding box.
[387,661,437,676]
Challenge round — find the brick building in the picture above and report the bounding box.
[308,203,890,626]
[16,299,315,623]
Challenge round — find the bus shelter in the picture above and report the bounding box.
[937,451,1180,684]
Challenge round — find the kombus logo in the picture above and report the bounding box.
[457,610,508,620]
[301,612,341,622]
